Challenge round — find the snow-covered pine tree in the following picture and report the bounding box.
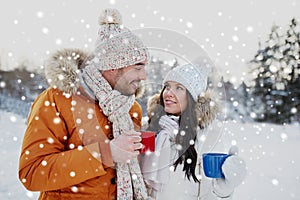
[250,18,300,124]
[250,24,286,123]
[281,18,300,123]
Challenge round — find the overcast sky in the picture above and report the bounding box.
[1,0,300,85]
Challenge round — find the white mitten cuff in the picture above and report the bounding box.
[212,178,234,198]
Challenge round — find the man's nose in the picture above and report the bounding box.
[139,67,147,80]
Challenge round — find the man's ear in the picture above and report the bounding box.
[102,69,115,78]
[102,69,118,88]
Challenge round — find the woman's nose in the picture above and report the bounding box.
[165,89,174,97]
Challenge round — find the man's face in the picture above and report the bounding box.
[113,62,147,96]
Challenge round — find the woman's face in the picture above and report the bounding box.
[162,81,188,115]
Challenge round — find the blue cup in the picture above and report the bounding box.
[202,153,230,178]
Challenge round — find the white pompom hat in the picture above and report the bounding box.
[92,8,149,71]
[163,63,211,101]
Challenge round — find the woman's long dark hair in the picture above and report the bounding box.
[147,86,200,183]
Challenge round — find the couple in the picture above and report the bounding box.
[18,8,246,200]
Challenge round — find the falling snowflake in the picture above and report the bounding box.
[36,11,44,18]
[271,178,279,186]
[70,171,76,177]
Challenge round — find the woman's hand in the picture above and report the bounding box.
[158,115,179,137]
[212,146,247,198]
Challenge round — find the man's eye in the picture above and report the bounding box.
[135,66,143,70]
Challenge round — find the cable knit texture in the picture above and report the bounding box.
[82,63,149,200]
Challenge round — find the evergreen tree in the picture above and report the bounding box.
[250,18,300,124]
[283,18,300,122]
[250,24,283,122]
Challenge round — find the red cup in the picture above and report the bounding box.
[140,131,155,153]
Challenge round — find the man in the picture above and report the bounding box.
[19,8,149,200]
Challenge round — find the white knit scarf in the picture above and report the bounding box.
[82,64,148,200]
[141,115,179,192]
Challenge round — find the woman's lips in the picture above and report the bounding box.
[164,99,176,105]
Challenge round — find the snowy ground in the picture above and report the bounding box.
[0,110,299,199]
[0,111,39,199]
[222,120,300,199]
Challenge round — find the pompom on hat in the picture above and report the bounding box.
[91,8,149,71]
[163,63,211,101]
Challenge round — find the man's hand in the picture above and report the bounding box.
[110,131,143,163]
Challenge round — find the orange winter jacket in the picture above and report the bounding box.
[18,86,142,200]
[19,88,142,199]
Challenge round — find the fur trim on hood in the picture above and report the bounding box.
[45,48,92,95]
[147,90,220,129]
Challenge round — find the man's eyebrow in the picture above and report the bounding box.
[135,62,146,65]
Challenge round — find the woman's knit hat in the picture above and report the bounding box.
[163,63,210,101]
[91,8,149,71]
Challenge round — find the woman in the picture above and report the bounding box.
[140,63,246,199]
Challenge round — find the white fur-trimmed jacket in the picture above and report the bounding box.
[140,92,234,200]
